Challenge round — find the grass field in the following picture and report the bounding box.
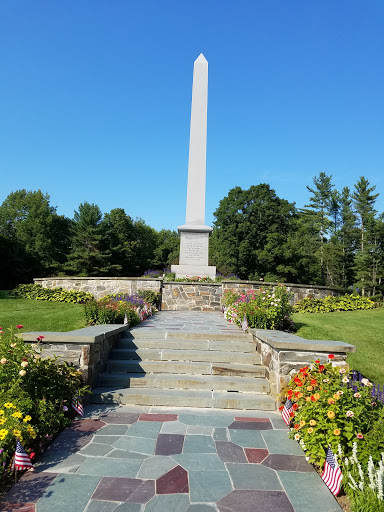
[0,290,86,332]
[294,308,384,385]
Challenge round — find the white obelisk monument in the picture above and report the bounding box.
[171,54,216,279]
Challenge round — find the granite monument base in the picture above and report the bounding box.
[171,264,217,279]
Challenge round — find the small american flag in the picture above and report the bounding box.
[13,439,33,470]
[71,397,84,417]
[281,398,294,426]
[321,446,342,495]
[241,314,248,331]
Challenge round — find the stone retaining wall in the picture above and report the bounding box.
[161,282,221,311]
[22,325,129,388]
[250,329,356,399]
[34,277,162,300]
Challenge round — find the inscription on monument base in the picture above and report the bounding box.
[179,232,209,266]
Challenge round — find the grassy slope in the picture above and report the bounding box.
[293,308,384,385]
[0,290,86,332]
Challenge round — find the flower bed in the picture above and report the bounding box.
[222,284,294,330]
[280,357,384,511]
[83,293,156,326]
[0,325,88,486]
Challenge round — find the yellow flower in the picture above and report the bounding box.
[327,411,335,419]
[309,420,317,426]
[328,398,335,405]
[307,427,314,434]
[12,429,22,438]
[306,386,313,392]
[333,394,340,401]
[0,418,6,425]
[334,429,341,436]
[0,429,9,440]
[0,410,4,415]
[12,411,23,419]
[299,420,306,427]
[313,393,320,400]
[3,403,14,409]
[23,415,32,422]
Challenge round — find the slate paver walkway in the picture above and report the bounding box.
[3,405,342,512]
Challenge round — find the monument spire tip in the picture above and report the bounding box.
[195,53,207,63]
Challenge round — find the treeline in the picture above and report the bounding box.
[0,190,179,288]
[1,173,383,296]
[210,174,384,296]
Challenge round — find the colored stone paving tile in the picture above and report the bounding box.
[213,428,230,441]
[188,470,232,502]
[244,448,269,463]
[217,490,294,512]
[183,435,216,453]
[277,471,343,512]
[83,500,119,512]
[91,435,123,445]
[261,430,304,455]
[145,494,190,512]
[226,463,282,490]
[36,453,86,473]
[234,417,270,422]
[186,506,217,511]
[228,429,266,448]
[80,443,114,457]
[139,413,178,422]
[178,414,232,427]
[186,425,213,435]
[136,456,176,479]
[5,471,57,503]
[36,474,101,512]
[126,421,162,439]
[215,441,247,463]
[94,424,129,436]
[156,465,189,494]
[76,457,142,477]
[155,434,184,456]
[269,417,289,430]
[98,413,140,424]
[106,449,148,460]
[67,419,106,432]
[262,453,315,472]
[172,453,225,472]
[227,420,272,431]
[160,421,187,435]
[0,504,35,512]
[112,436,157,455]
[92,476,155,503]
[114,504,142,512]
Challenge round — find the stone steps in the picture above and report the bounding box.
[91,327,275,411]
[97,372,270,393]
[91,387,276,410]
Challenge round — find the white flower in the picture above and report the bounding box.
[294,433,300,440]
[342,377,349,383]
[0,358,7,364]
[346,410,354,417]
[21,361,28,368]
[361,378,370,386]
[339,368,347,374]
[337,390,344,395]
[354,392,361,398]
[19,369,26,376]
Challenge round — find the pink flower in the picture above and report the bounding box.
[16,324,23,329]
[346,411,354,417]
[354,393,361,398]
[356,433,364,439]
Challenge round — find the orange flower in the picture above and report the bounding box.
[309,419,316,426]
[313,393,320,400]
[333,394,340,401]
[310,395,317,402]
[307,428,314,434]
[299,420,306,427]
[310,379,317,386]
[307,386,313,392]
[294,424,300,430]
[328,398,335,405]
[305,396,311,402]
[289,411,295,417]
[334,429,341,436]
[327,411,335,419]
[292,403,298,411]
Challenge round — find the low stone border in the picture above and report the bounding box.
[22,325,129,388]
[251,329,356,399]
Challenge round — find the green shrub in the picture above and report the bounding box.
[84,298,141,326]
[136,289,161,308]
[13,283,94,304]
[0,326,88,480]
[294,294,375,313]
[223,285,294,330]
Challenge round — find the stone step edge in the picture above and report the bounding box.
[123,331,253,342]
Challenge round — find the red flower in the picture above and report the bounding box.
[279,405,284,411]
[287,390,293,397]
[289,411,295,417]
[315,360,320,363]
[296,381,303,387]
[310,379,317,386]
[294,424,300,430]
[16,324,23,329]
[292,403,298,410]
[328,354,335,359]
[318,365,325,372]
[302,372,308,377]
[310,395,316,402]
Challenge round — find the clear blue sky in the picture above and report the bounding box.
[1,0,383,231]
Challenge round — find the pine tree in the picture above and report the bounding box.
[351,176,379,252]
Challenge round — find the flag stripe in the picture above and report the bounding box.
[281,399,294,426]
[321,447,342,495]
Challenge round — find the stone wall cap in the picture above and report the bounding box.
[221,280,347,291]
[33,277,163,281]
[22,324,130,344]
[251,329,356,353]
[163,281,221,286]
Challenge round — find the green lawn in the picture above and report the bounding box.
[294,308,384,385]
[0,290,86,332]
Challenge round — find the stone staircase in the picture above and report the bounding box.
[91,329,276,410]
